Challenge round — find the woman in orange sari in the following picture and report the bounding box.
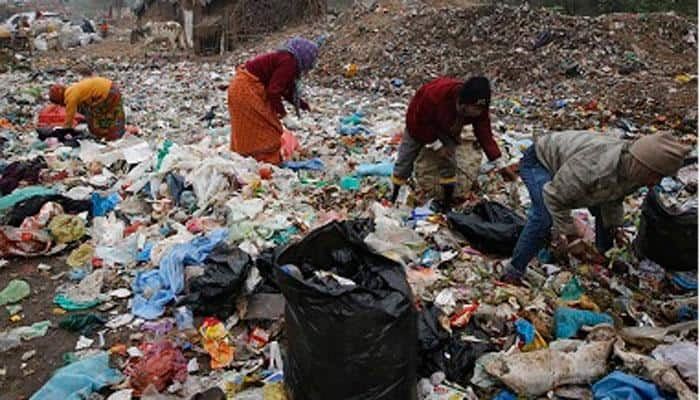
[227,37,318,164]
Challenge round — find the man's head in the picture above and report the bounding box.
[457,76,491,118]
[629,133,691,187]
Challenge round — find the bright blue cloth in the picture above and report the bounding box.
[30,352,122,400]
[492,390,517,400]
[282,158,325,171]
[515,318,536,344]
[554,307,614,339]
[0,186,56,211]
[355,162,394,177]
[131,229,228,319]
[91,192,120,217]
[592,371,665,400]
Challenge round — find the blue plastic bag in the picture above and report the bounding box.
[515,318,535,344]
[337,125,372,135]
[131,229,228,319]
[492,390,517,400]
[554,307,614,339]
[592,371,664,400]
[282,158,325,171]
[355,162,394,177]
[30,352,122,400]
[91,192,120,217]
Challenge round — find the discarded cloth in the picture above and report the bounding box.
[131,229,228,319]
[592,371,663,400]
[0,186,57,211]
[2,194,90,227]
[0,157,47,195]
[554,307,613,339]
[651,341,698,387]
[30,352,122,400]
[124,340,187,396]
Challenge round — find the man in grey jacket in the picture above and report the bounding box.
[501,131,691,284]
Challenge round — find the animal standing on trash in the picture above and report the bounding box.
[48,77,126,141]
[227,37,318,164]
[391,77,517,211]
[501,131,691,284]
[130,21,187,51]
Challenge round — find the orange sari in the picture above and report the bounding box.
[227,67,283,164]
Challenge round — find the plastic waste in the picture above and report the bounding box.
[48,214,85,243]
[447,202,525,256]
[0,320,51,352]
[634,188,697,271]
[178,243,251,318]
[67,243,94,268]
[484,339,614,396]
[272,221,417,400]
[29,352,122,400]
[282,158,325,171]
[592,371,663,400]
[492,390,517,400]
[132,229,228,319]
[124,340,187,396]
[339,176,361,190]
[59,314,105,336]
[199,317,234,369]
[553,307,613,339]
[559,276,584,301]
[174,306,194,330]
[355,161,394,177]
[0,279,30,305]
[91,192,121,217]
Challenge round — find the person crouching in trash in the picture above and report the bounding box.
[390,76,517,211]
[500,131,691,285]
[49,77,126,141]
[227,37,318,165]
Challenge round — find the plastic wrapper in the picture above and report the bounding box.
[30,352,123,400]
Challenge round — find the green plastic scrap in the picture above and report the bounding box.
[0,279,30,306]
[0,186,56,211]
[6,304,22,316]
[155,139,173,172]
[59,314,105,335]
[559,276,584,301]
[53,294,100,311]
[13,320,51,340]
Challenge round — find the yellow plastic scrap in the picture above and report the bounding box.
[344,63,358,78]
[199,318,234,370]
[263,382,288,400]
[521,329,548,352]
[674,73,693,84]
[67,243,94,268]
[48,215,85,244]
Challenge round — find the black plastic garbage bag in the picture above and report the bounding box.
[447,202,525,256]
[417,305,495,384]
[634,188,697,271]
[178,243,251,318]
[272,221,417,400]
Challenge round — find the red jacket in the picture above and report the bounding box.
[245,51,308,117]
[406,77,501,161]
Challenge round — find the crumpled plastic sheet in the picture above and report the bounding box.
[48,214,85,243]
[91,192,121,217]
[67,243,95,268]
[0,279,30,305]
[124,340,187,396]
[131,229,228,319]
[0,225,54,257]
[54,270,104,310]
[354,161,394,177]
[282,158,325,171]
[0,320,51,353]
[553,307,613,339]
[592,371,663,400]
[30,352,123,400]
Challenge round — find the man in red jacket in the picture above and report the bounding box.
[391,76,516,209]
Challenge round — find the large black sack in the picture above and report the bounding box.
[447,202,526,256]
[178,242,251,318]
[272,221,417,400]
[634,189,698,271]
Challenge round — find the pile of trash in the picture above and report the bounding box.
[306,1,697,133]
[0,3,697,400]
[32,19,103,52]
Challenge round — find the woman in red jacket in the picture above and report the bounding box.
[227,37,318,164]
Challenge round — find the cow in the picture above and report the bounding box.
[130,21,186,50]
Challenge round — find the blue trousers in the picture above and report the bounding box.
[510,146,616,274]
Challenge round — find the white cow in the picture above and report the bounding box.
[130,21,186,50]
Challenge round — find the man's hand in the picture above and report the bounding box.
[499,165,518,181]
[438,146,455,159]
